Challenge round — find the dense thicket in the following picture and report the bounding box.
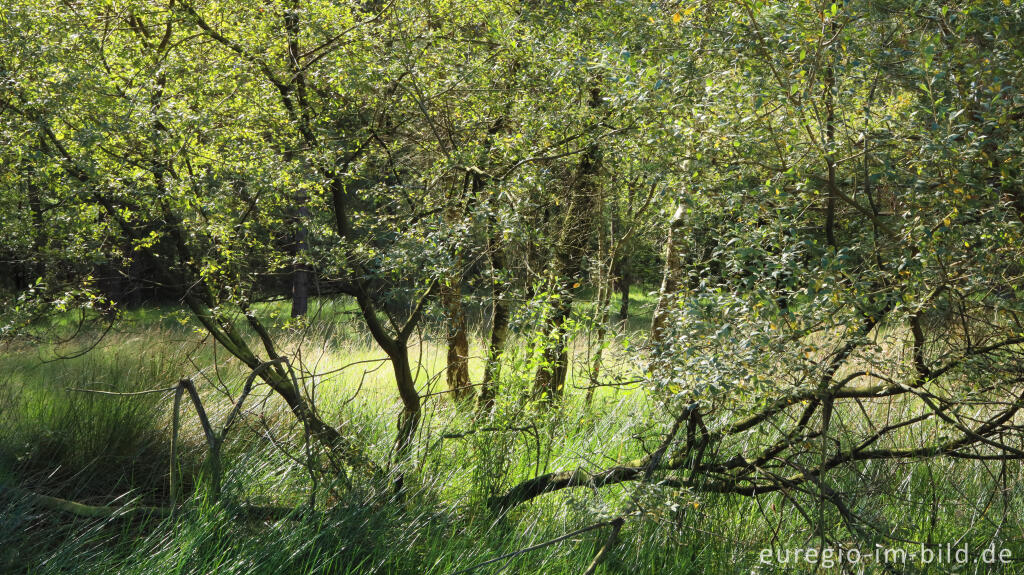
[2,0,1024,572]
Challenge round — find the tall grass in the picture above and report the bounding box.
[2,296,1023,574]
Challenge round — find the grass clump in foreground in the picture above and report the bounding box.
[1,302,1023,575]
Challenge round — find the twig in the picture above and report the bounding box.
[66,386,179,396]
[581,409,690,574]
[581,517,625,575]
[170,383,184,510]
[447,519,620,575]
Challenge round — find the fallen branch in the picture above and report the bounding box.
[1,483,323,522]
[490,410,692,513]
[66,386,179,396]
[0,484,168,519]
[440,425,534,440]
[488,463,648,512]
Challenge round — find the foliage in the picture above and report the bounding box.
[3,0,1024,573]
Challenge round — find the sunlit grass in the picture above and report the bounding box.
[2,292,1022,574]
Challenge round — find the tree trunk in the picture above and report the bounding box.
[177,268,373,474]
[390,343,420,471]
[351,285,432,494]
[533,293,573,401]
[27,177,46,283]
[532,87,603,401]
[285,0,312,319]
[585,182,611,405]
[478,226,509,414]
[532,182,598,400]
[823,10,839,248]
[651,206,686,344]
[291,192,311,318]
[586,277,612,405]
[617,254,631,325]
[441,179,474,403]
[442,279,473,401]
[330,160,433,492]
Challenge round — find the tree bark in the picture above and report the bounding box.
[389,343,421,484]
[586,281,612,405]
[442,278,472,401]
[532,294,574,401]
[617,254,631,324]
[442,174,474,402]
[350,282,434,493]
[478,222,508,414]
[532,87,602,401]
[651,205,686,344]
[585,186,610,405]
[284,0,313,319]
[823,8,839,248]
[291,191,311,318]
[26,176,46,283]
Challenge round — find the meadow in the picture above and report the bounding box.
[2,292,1021,575]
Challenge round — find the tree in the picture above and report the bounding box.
[4,2,1024,559]
[495,0,1024,556]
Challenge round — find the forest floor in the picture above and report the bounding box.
[1,291,1021,574]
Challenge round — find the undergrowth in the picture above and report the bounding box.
[1,298,1022,574]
